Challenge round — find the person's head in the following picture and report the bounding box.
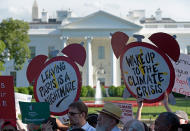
[68,101,88,127]
[123,119,145,131]
[154,112,180,131]
[96,103,122,131]
[175,110,188,124]
[87,113,98,128]
[2,121,17,131]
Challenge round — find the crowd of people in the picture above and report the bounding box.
[1,93,190,131]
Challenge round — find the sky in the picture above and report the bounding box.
[0,0,190,22]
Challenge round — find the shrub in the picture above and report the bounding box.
[80,86,88,97]
[28,86,34,95]
[14,87,19,92]
[87,86,95,97]
[173,92,185,97]
[108,86,115,96]
[18,87,29,94]
[101,86,106,97]
[115,86,125,97]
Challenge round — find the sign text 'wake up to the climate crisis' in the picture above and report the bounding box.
[123,48,170,99]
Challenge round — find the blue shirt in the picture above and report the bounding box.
[82,122,96,131]
[111,126,121,131]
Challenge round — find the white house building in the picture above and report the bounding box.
[2,1,190,87]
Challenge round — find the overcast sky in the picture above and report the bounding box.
[0,0,189,22]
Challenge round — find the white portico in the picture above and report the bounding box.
[59,11,142,87]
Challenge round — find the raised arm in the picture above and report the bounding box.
[135,98,144,120]
[162,92,172,112]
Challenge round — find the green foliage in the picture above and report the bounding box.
[0,18,30,71]
[108,86,116,96]
[28,86,34,95]
[17,87,29,94]
[80,86,88,97]
[115,86,125,97]
[101,86,106,97]
[173,92,185,97]
[80,86,95,97]
[86,86,95,97]
[14,87,19,92]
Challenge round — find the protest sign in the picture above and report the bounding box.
[121,43,175,103]
[26,44,86,115]
[33,57,81,115]
[0,76,16,124]
[15,92,32,114]
[172,53,190,96]
[111,32,179,103]
[19,102,50,124]
[113,103,133,124]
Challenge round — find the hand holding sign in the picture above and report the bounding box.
[111,32,180,103]
[26,44,86,115]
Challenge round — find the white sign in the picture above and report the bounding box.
[114,103,133,124]
[34,58,81,116]
[172,53,190,96]
[15,92,32,114]
[121,43,175,102]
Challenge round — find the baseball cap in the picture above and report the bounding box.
[175,110,188,121]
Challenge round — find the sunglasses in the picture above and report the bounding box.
[68,112,81,116]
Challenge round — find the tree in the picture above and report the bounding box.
[0,18,30,71]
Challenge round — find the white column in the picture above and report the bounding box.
[60,36,68,49]
[85,36,93,87]
[111,48,117,86]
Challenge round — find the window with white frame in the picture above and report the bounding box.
[98,46,105,59]
[48,46,56,59]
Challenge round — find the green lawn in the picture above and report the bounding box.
[81,97,190,120]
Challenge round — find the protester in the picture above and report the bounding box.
[136,97,144,120]
[96,102,122,131]
[1,121,17,131]
[86,113,98,128]
[126,97,151,131]
[175,110,189,124]
[49,115,69,130]
[16,118,27,131]
[163,92,189,124]
[123,119,145,131]
[68,101,95,131]
[41,121,54,131]
[154,112,180,131]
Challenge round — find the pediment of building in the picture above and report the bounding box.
[61,10,142,30]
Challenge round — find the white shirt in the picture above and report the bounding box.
[82,122,96,131]
[111,126,121,131]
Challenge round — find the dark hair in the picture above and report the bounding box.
[156,112,180,131]
[69,101,88,118]
[87,113,98,127]
[2,121,17,131]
